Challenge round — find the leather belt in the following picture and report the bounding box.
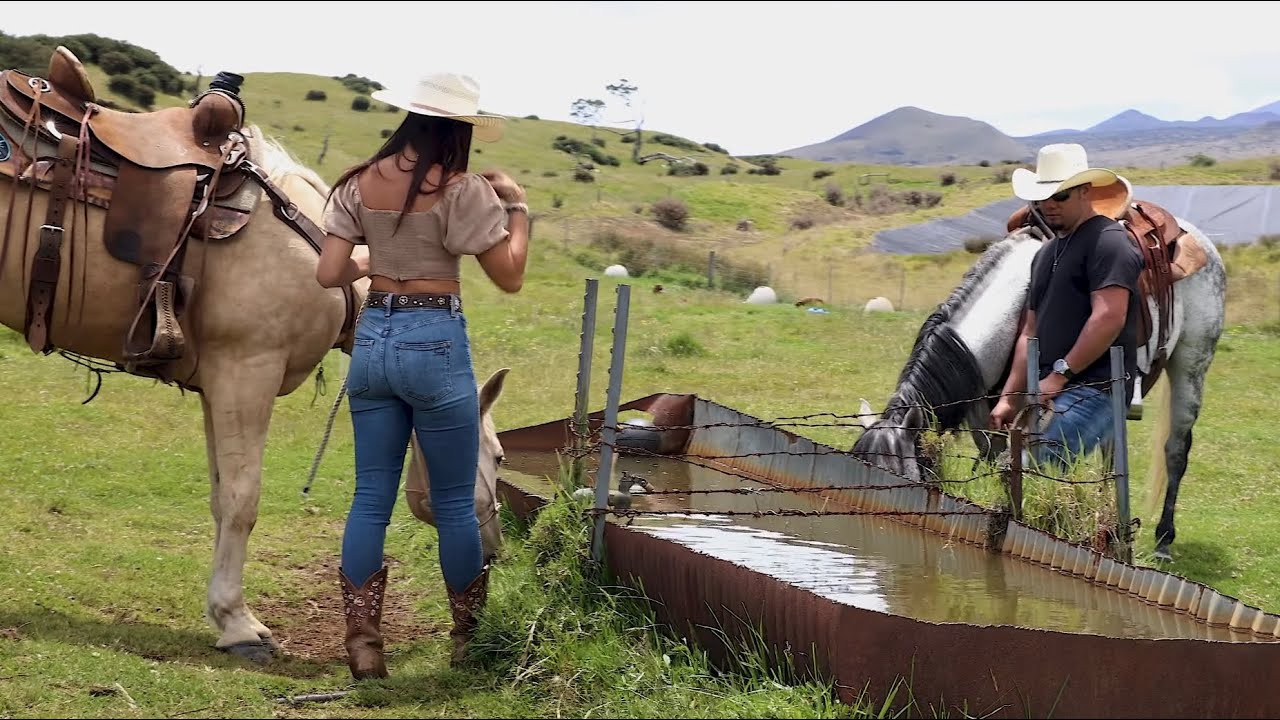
[366,290,461,311]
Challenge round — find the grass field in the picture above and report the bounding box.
[3,57,1280,718]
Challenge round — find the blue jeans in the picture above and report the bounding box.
[340,298,483,594]
[1029,384,1115,469]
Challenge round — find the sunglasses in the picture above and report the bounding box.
[1038,186,1078,203]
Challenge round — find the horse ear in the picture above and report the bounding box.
[904,405,929,431]
[480,367,510,417]
[858,398,879,429]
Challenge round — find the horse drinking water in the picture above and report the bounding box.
[854,177,1225,562]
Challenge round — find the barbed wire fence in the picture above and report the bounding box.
[569,278,1137,565]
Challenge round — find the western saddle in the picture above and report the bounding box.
[0,46,354,385]
[1007,177,1209,416]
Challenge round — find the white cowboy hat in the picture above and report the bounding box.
[372,72,505,142]
[1011,143,1118,202]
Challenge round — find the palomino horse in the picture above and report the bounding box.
[0,117,361,660]
[854,197,1226,563]
[0,61,506,661]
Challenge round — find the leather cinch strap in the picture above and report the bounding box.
[24,132,78,354]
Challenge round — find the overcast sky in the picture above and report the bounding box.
[7,1,1277,156]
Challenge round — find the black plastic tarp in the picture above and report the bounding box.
[874,185,1280,254]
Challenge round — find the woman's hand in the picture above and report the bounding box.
[481,169,525,203]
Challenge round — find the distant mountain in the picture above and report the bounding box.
[783,101,1280,167]
[782,106,1032,166]
[1086,109,1168,134]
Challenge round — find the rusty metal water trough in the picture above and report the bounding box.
[494,392,1280,719]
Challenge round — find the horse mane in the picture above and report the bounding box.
[880,236,1015,429]
[242,124,330,196]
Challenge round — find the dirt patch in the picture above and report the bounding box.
[256,555,447,663]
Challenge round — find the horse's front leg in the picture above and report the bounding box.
[200,354,285,662]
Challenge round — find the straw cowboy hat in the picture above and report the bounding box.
[372,72,505,142]
[1012,143,1118,202]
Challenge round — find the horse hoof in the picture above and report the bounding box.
[1152,546,1173,563]
[220,640,276,664]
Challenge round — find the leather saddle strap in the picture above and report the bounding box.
[1130,204,1177,348]
[236,158,356,343]
[24,132,78,354]
[2,78,49,298]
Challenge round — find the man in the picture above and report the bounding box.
[989,143,1145,468]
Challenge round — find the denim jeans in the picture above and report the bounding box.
[1029,383,1115,469]
[340,297,483,594]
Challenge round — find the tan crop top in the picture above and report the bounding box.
[321,172,510,281]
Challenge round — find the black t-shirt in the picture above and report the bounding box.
[1028,214,1145,402]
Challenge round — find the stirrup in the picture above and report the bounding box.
[124,280,185,366]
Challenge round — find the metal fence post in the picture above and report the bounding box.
[592,284,631,564]
[1109,345,1132,561]
[571,279,599,486]
[1025,337,1041,446]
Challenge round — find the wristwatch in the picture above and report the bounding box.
[1052,358,1075,379]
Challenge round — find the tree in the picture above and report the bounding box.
[569,97,605,139]
[605,79,645,163]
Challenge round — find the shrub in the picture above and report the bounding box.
[99,50,133,75]
[1270,161,1280,181]
[978,160,991,167]
[591,137,606,148]
[651,197,689,231]
[812,168,834,180]
[572,167,594,183]
[1189,153,1216,167]
[666,161,708,177]
[305,89,327,101]
[824,183,843,207]
[940,172,957,186]
[789,215,814,231]
[720,164,739,175]
[380,128,392,138]
[964,235,1000,254]
[703,142,728,154]
[351,95,371,111]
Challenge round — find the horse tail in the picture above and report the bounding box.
[1144,374,1173,520]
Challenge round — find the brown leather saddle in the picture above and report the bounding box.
[1006,178,1209,400]
[0,47,351,383]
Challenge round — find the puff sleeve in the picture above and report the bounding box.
[322,179,366,245]
[444,174,510,256]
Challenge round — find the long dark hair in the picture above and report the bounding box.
[329,112,474,231]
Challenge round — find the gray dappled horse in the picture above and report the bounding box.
[854,207,1226,563]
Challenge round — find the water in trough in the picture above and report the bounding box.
[501,448,1277,643]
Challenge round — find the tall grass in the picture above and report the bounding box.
[460,467,929,719]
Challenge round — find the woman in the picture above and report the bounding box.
[316,71,529,679]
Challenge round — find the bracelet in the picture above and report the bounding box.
[503,201,529,215]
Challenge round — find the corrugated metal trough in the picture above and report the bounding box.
[495,392,1280,718]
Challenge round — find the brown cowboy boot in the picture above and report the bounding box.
[339,566,389,680]
[446,564,490,666]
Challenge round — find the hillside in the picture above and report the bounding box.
[4,34,1280,318]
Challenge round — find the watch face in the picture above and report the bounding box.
[1054,359,1069,373]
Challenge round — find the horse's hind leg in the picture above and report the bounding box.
[1153,277,1223,561]
[201,354,286,661]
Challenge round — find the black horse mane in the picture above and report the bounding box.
[877,238,1017,431]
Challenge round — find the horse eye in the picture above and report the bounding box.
[495,454,505,466]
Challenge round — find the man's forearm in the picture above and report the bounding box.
[1064,310,1125,377]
